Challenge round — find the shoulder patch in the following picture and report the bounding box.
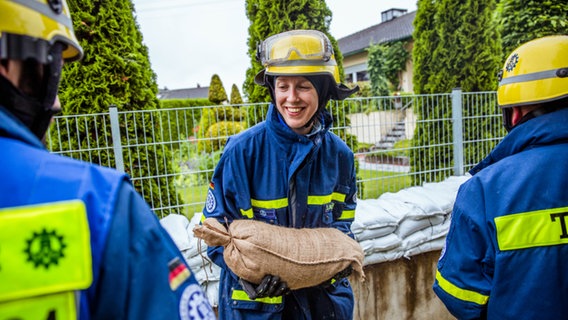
[168,257,191,291]
[205,190,216,213]
[179,284,216,320]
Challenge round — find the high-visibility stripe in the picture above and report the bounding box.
[240,208,254,219]
[308,195,333,205]
[246,192,349,218]
[495,206,568,251]
[332,192,346,202]
[308,192,347,205]
[340,210,355,220]
[231,290,283,304]
[435,271,489,305]
[251,198,288,209]
[250,193,348,209]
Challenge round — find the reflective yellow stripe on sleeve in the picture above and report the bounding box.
[331,192,346,202]
[231,290,283,304]
[308,195,333,205]
[240,208,254,219]
[435,271,489,305]
[340,210,355,220]
[495,206,568,251]
[243,198,289,218]
[251,198,288,209]
[308,192,346,205]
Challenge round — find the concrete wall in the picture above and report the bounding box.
[349,250,455,320]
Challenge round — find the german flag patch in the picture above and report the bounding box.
[168,257,191,291]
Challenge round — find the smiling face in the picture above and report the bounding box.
[274,76,319,135]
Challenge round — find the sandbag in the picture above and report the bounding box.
[193,218,365,290]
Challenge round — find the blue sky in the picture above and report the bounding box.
[132,0,417,91]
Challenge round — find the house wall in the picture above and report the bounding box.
[342,40,415,93]
[400,41,415,93]
[343,52,369,82]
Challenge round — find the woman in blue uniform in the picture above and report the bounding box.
[203,29,359,319]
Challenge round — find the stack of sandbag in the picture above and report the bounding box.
[159,213,220,307]
[193,218,365,289]
[353,175,470,265]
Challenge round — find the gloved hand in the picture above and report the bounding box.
[239,275,290,300]
[320,265,353,288]
[332,265,353,280]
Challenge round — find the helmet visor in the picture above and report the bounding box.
[257,30,333,67]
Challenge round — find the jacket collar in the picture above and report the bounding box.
[266,103,332,142]
[0,105,45,149]
[470,107,568,175]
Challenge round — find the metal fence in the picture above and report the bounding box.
[46,89,505,218]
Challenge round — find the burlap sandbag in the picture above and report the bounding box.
[193,218,365,290]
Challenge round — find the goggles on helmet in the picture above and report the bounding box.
[257,30,334,68]
[0,0,83,62]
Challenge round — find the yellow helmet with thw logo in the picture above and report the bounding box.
[497,35,568,108]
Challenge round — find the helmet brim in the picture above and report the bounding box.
[254,68,360,101]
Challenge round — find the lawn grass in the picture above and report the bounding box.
[180,184,208,219]
[180,168,413,219]
[358,169,412,199]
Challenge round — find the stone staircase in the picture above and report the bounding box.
[372,119,406,150]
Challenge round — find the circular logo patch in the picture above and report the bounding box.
[205,190,216,213]
[505,53,519,72]
[179,284,216,320]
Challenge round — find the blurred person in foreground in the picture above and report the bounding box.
[0,0,215,319]
[433,35,568,320]
[202,29,359,319]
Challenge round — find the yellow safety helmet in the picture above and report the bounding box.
[255,29,341,85]
[497,35,568,108]
[0,0,83,62]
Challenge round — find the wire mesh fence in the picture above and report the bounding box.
[46,89,505,218]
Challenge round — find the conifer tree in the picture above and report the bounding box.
[230,84,244,105]
[58,0,182,217]
[412,0,439,94]
[498,0,568,58]
[200,77,245,153]
[410,0,502,184]
[208,74,228,105]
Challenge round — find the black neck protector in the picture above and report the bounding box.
[267,75,332,129]
[0,40,63,140]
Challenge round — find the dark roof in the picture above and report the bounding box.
[158,86,210,100]
[338,10,416,57]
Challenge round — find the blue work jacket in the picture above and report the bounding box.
[433,107,568,319]
[0,106,214,320]
[203,104,358,319]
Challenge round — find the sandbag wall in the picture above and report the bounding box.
[160,175,470,317]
